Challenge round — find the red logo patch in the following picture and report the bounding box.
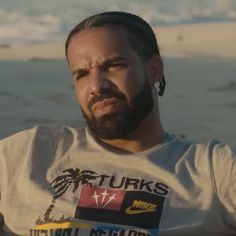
[78,186,126,211]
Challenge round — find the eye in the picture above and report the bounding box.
[74,69,89,80]
[106,62,128,72]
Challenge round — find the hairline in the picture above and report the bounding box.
[65,24,155,61]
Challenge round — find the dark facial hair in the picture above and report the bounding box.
[81,78,153,139]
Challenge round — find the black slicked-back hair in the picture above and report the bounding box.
[65,11,166,96]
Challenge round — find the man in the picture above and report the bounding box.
[0,11,235,236]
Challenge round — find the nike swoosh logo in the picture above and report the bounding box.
[125,207,157,215]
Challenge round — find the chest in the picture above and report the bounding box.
[2,152,219,236]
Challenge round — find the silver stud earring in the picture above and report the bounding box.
[154,82,159,89]
[153,77,166,96]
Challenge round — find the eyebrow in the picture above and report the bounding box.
[72,56,127,76]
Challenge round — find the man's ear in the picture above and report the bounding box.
[146,55,164,85]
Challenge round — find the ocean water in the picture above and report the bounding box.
[160,57,236,145]
[0,58,235,145]
[0,0,236,44]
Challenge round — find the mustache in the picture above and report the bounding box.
[88,91,127,111]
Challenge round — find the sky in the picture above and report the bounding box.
[0,0,236,44]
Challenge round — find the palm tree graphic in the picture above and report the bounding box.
[43,168,98,222]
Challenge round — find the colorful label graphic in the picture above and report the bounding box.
[75,186,165,230]
[31,168,169,236]
[78,186,126,211]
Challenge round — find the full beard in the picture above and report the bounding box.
[81,78,154,140]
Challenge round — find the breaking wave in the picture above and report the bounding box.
[0,0,236,44]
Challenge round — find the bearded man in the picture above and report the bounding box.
[0,11,235,236]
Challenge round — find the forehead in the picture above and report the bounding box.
[67,26,135,64]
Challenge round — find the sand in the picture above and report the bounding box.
[0,22,235,60]
[156,22,236,58]
[0,43,64,61]
[0,22,235,143]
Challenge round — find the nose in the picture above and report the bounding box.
[89,66,112,95]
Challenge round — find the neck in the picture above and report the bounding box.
[93,108,165,153]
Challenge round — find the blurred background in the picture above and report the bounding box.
[0,0,235,145]
[1,0,236,44]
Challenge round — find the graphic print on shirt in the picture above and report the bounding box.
[43,168,99,222]
[31,168,169,236]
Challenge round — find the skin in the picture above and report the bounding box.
[67,26,165,153]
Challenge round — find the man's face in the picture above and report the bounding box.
[67,26,154,139]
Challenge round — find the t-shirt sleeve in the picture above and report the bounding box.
[0,126,60,234]
[0,130,27,204]
[0,139,7,233]
[211,143,236,229]
[0,213,3,236]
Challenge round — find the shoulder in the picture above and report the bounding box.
[0,125,86,144]
[199,139,236,166]
[181,137,235,160]
[168,135,235,171]
[193,139,236,194]
[0,125,86,163]
[207,140,236,182]
[0,125,86,185]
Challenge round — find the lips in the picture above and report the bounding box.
[91,98,124,117]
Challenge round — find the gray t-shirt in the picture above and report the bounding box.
[0,126,235,236]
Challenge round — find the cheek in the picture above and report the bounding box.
[122,72,145,101]
[74,85,89,111]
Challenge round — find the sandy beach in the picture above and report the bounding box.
[0,43,64,61]
[0,22,235,60]
[156,22,236,58]
[0,22,235,145]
